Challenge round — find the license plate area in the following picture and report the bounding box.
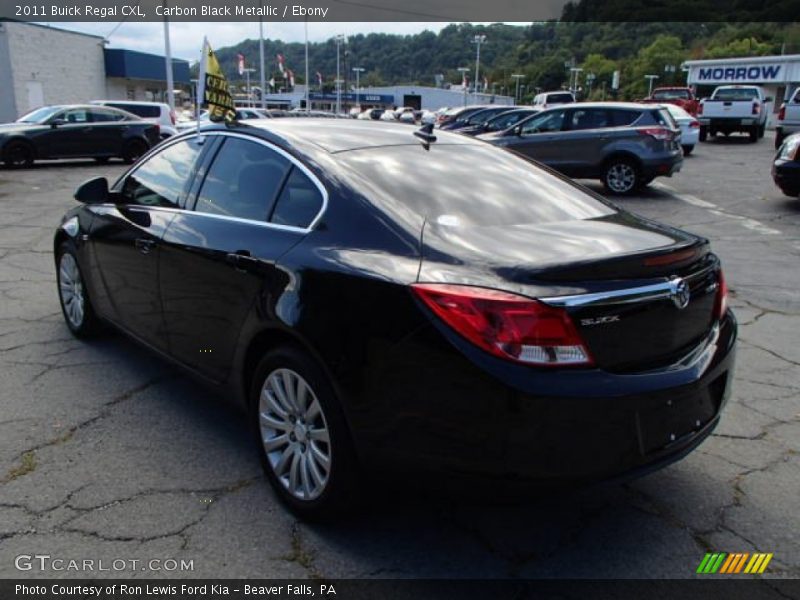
[639,388,719,455]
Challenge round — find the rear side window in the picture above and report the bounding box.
[654,108,677,128]
[122,139,202,208]
[568,108,610,130]
[610,109,641,126]
[520,109,566,134]
[547,93,574,104]
[90,108,126,122]
[270,168,324,229]
[107,103,160,118]
[195,137,291,221]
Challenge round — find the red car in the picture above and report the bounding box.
[643,87,700,116]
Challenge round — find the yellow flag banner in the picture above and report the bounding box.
[198,38,235,122]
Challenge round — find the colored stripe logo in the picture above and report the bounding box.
[697,552,773,574]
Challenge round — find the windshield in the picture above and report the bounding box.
[713,87,760,101]
[340,144,615,228]
[16,106,63,123]
[653,89,690,100]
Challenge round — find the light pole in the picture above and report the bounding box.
[162,1,175,110]
[569,67,583,96]
[352,67,365,113]
[304,19,310,113]
[645,74,659,97]
[457,67,470,107]
[511,73,524,104]
[585,72,596,98]
[259,4,266,109]
[335,34,345,116]
[243,68,256,107]
[472,34,486,102]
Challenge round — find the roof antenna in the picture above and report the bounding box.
[413,122,437,146]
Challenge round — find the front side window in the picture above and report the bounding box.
[59,109,89,124]
[121,139,202,208]
[520,109,566,134]
[487,110,533,131]
[195,137,291,221]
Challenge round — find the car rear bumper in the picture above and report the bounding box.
[355,311,736,485]
[698,117,761,130]
[641,152,683,179]
[772,158,800,195]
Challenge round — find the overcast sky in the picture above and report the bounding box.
[50,22,514,61]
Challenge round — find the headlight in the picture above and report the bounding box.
[779,136,800,160]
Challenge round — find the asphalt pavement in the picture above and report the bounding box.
[0,131,797,579]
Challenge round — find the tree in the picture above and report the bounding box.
[623,35,687,99]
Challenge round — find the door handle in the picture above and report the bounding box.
[226,250,257,271]
[134,238,156,254]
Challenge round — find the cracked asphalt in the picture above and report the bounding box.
[0,131,798,580]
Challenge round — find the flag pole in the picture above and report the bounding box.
[197,37,207,139]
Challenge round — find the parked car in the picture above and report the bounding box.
[698,85,771,143]
[642,87,700,116]
[479,102,682,195]
[532,91,576,109]
[772,132,800,198]
[54,119,734,518]
[446,106,516,133]
[91,100,177,139]
[458,107,539,136]
[357,108,385,120]
[775,88,800,149]
[663,103,701,155]
[437,105,491,129]
[1,104,159,167]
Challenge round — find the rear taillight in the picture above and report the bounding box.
[638,127,673,141]
[689,120,700,128]
[752,102,760,115]
[170,110,176,125]
[778,104,786,121]
[410,283,593,367]
[714,270,729,320]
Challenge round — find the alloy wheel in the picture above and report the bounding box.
[606,163,637,194]
[58,253,85,328]
[259,368,332,501]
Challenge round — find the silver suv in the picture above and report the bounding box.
[479,102,682,195]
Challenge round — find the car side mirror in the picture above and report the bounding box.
[50,119,66,128]
[765,96,774,103]
[74,177,109,204]
[513,125,523,136]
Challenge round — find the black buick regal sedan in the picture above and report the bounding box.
[54,119,736,518]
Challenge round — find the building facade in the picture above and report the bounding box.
[0,22,190,122]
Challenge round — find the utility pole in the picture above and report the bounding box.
[162,1,175,110]
[259,5,266,109]
[352,67,365,113]
[569,67,583,97]
[334,34,345,116]
[457,67,469,107]
[645,74,659,97]
[472,34,486,103]
[304,19,309,113]
[511,73,524,104]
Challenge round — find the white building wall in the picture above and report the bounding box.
[2,23,106,120]
[366,86,514,110]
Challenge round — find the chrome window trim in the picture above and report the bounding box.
[541,266,715,308]
[110,129,328,235]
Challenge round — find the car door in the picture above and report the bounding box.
[159,133,324,382]
[553,107,613,176]
[87,137,205,349]
[86,107,128,156]
[505,108,567,165]
[55,108,97,157]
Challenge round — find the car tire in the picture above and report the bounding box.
[699,127,707,142]
[250,345,360,521]
[122,139,148,164]
[3,141,34,168]
[749,126,759,143]
[775,131,785,150]
[758,124,766,138]
[56,242,101,337]
[602,158,640,196]
[682,145,694,156]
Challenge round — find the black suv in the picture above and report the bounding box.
[479,102,682,195]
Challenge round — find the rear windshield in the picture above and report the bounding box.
[652,89,690,100]
[546,93,574,104]
[105,103,161,118]
[339,144,615,227]
[712,87,760,101]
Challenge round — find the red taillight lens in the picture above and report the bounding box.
[752,102,760,115]
[638,127,672,141]
[410,283,593,367]
[689,120,700,128]
[714,270,729,320]
[778,104,786,121]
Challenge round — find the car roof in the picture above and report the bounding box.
[92,100,169,107]
[201,118,479,154]
[540,101,653,111]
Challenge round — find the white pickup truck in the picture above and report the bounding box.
[698,85,772,143]
[775,88,800,149]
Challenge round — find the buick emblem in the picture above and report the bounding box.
[669,277,691,310]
